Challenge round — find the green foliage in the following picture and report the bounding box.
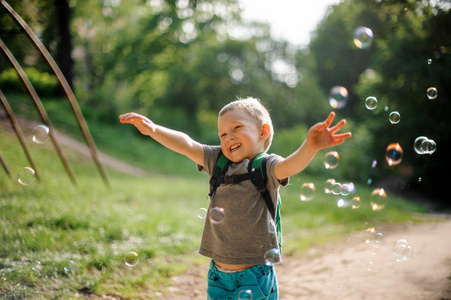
[0,68,59,97]
[311,0,450,202]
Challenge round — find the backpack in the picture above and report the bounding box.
[208,151,283,252]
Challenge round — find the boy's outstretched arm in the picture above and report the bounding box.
[119,112,204,166]
[274,112,351,180]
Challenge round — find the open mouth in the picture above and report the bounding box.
[229,143,241,153]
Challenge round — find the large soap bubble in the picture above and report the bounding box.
[353,27,374,49]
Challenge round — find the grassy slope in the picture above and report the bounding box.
[0,97,429,298]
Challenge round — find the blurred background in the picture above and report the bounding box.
[1,1,451,298]
[0,0,450,205]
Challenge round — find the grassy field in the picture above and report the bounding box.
[0,104,430,299]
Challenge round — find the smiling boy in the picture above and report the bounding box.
[119,97,351,299]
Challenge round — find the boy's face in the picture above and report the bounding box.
[218,109,267,163]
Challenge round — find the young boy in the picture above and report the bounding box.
[119,97,351,299]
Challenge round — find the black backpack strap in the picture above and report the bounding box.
[209,150,232,197]
[247,154,275,221]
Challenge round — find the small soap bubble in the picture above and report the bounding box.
[389,111,401,124]
[124,252,139,267]
[336,198,346,208]
[365,96,378,110]
[426,87,438,100]
[352,196,361,209]
[197,208,207,219]
[393,239,414,262]
[238,289,253,300]
[375,232,384,244]
[331,182,342,195]
[341,182,355,196]
[427,58,432,65]
[32,125,50,144]
[385,143,403,166]
[414,136,428,154]
[367,261,375,271]
[363,227,376,243]
[370,188,387,211]
[329,86,348,109]
[17,167,36,185]
[210,207,225,225]
[371,159,377,168]
[32,261,42,272]
[420,138,436,155]
[264,248,280,265]
[64,260,74,272]
[324,151,340,169]
[324,179,336,194]
[353,26,374,49]
[300,182,316,201]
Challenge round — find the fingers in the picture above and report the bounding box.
[332,132,352,141]
[324,111,336,127]
[119,112,145,124]
[330,119,347,134]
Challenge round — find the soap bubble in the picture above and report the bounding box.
[370,188,387,211]
[17,167,36,185]
[420,138,436,155]
[414,136,428,154]
[341,182,355,196]
[32,125,50,144]
[32,261,42,273]
[424,139,436,154]
[64,260,74,272]
[336,198,348,208]
[352,196,361,209]
[300,182,315,201]
[393,239,414,262]
[331,182,343,195]
[324,151,340,169]
[426,87,438,100]
[353,27,373,49]
[385,143,403,166]
[238,289,253,300]
[210,207,225,225]
[367,261,375,271]
[264,248,280,265]
[324,179,336,194]
[124,252,139,267]
[371,159,377,168]
[197,208,207,219]
[329,86,348,109]
[388,111,401,124]
[365,96,378,110]
[375,232,384,244]
[414,136,437,155]
[363,227,376,243]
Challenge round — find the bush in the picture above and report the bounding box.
[0,67,59,97]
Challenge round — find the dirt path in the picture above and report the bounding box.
[160,217,451,300]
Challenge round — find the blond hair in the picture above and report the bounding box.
[219,97,274,152]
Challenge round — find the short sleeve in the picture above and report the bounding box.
[266,153,290,189]
[197,145,221,177]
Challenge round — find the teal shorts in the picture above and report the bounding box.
[207,260,278,300]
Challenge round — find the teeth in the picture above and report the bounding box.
[230,144,241,151]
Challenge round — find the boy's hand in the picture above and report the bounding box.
[305,112,352,153]
[119,112,155,136]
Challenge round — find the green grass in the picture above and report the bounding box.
[0,96,432,298]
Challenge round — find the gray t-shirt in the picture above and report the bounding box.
[197,145,289,265]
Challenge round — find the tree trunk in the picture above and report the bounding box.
[54,0,73,90]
